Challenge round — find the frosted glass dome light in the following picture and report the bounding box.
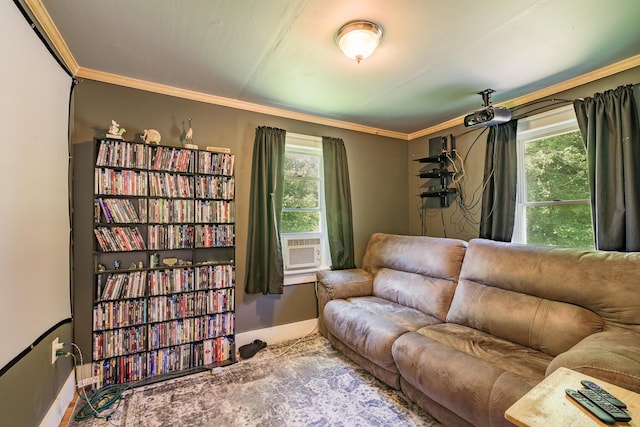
[336,21,383,63]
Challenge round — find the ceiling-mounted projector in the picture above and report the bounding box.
[463,89,512,127]
[464,106,512,127]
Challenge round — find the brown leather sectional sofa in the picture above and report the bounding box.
[317,233,640,426]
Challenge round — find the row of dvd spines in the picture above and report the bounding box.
[93,313,235,360]
[92,336,234,387]
[95,224,234,252]
[149,172,193,198]
[148,174,237,199]
[147,224,235,250]
[96,140,235,177]
[150,145,194,173]
[96,139,148,169]
[95,169,235,199]
[148,199,236,224]
[93,288,235,331]
[95,169,148,196]
[196,151,235,176]
[94,226,146,252]
[98,265,234,301]
[93,289,234,331]
[96,198,235,224]
[95,198,145,223]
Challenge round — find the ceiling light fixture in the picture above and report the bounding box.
[336,20,383,63]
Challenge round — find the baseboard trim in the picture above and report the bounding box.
[40,370,75,427]
[235,318,318,348]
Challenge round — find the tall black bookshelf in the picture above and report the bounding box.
[72,138,236,387]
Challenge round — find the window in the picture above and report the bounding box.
[281,133,329,282]
[513,105,594,248]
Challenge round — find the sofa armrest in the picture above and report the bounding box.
[546,330,640,393]
[317,269,373,299]
[316,269,373,337]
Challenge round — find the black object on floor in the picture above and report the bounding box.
[239,339,267,359]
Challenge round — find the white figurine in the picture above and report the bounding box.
[142,129,161,144]
[185,118,193,142]
[108,120,119,136]
[107,120,126,139]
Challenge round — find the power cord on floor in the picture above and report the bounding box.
[58,342,134,423]
[229,325,320,367]
[63,329,322,420]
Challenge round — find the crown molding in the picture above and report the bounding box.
[75,67,409,140]
[22,0,640,142]
[408,54,640,140]
[24,0,79,75]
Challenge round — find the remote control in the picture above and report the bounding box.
[578,388,632,422]
[581,379,627,408]
[565,389,616,424]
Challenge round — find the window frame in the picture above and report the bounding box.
[512,105,592,247]
[281,133,330,284]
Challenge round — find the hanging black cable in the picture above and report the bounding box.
[12,0,73,77]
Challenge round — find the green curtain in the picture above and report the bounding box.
[574,84,640,251]
[322,137,356,269]
[479,120,518,241]
[245,126,286,294]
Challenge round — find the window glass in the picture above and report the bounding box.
[524,131,589,202]
[513,106,594,248]
[280,133,329,273]
[282,148,321,232]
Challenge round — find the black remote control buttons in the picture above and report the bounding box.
[566,389,616,424]
[581,379,627,409]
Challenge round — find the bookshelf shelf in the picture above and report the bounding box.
[73,138,236,388]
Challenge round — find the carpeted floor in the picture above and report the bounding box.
[66,333,442,427]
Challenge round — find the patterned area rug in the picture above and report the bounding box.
[67,333,442,427]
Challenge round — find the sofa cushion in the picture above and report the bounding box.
[457,239,640,333]
[372,268,456,321]
[362,233,467,280]
[392,324,551,427]
[448,239,606,356]
[547,331,640,393]
[446,280,604,357]
[324,297,442,372]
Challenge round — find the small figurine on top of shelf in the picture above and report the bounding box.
[141,129,161,145]
[107,120,126,139]
[184,118,197,149]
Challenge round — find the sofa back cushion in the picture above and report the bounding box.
[447,239,640,356]
[362,233,467,321]
[447,280,603,356]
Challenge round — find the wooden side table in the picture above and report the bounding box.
[505,367,639,426]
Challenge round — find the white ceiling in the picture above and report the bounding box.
[31,0,640,136]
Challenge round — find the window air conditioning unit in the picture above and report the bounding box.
[283,237,321,269]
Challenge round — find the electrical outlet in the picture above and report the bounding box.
[51,337,64,364]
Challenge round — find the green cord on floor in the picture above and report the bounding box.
[58,346,134,422]
[74,383,133,421]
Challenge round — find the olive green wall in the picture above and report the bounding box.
[0,323,73,427]
[71,79,410,335]
[408,65,640,240]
